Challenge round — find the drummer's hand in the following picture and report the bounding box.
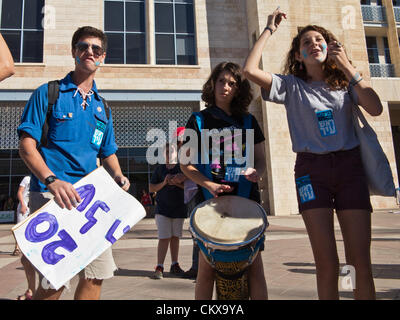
[242,167,260,183]
[205,182,233,198]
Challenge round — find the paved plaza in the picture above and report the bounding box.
[0,210,399,300]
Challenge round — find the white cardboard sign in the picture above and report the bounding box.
[12,166,146,290]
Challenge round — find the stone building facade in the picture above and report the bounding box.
[0,0,399,215]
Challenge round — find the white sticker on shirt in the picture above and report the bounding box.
[316,110,337,137]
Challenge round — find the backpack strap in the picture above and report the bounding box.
[40,80,60,148]
[100,96,110,120]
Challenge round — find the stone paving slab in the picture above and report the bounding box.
[0,211,399,300]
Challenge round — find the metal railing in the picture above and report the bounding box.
[394,7,400,22]
[369,63,395,77]
[361,5,387,23]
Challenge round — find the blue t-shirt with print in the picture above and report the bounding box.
[17,72,118,192]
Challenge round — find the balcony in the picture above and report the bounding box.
[361,5,387,23]
[369,63,395,77]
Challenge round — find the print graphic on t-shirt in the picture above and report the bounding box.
[224,166,242,182]
[296,175,316,203]
[316,110,337,137]
[208,127,246,184]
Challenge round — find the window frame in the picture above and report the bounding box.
[154,0,197,65]
[0,0,44,63]
[104,0,147,65]
[366,36,379,63]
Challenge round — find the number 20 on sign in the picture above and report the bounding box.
[23,184,130,265]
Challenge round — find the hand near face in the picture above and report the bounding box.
[327,41,351,71]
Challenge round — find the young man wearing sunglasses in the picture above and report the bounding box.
[17,26,129,300]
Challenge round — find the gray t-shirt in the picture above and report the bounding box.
[261,73,360,154]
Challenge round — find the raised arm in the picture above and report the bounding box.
[243,8,286,95]
[0,33,15,81]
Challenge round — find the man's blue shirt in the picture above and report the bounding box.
[17,72,118,192]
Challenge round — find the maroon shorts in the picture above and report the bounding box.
[294,147,372,213]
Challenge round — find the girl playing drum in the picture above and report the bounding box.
[181,61,268,300]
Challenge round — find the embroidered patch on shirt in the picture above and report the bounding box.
[295,175,316,203]
[316,110,337,137]
[91,121,106,147]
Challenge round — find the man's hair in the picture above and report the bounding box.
[71,26,108,52]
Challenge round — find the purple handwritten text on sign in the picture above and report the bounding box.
[79,200,110,234]
[42,230,78,265]
[76,184,96,212]
[25,212,58,243]
[105,219,121,244]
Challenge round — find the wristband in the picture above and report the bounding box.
[264,27,274,35]
[350,72,363,87]
[351,77,363,87]
[44,175,58,186]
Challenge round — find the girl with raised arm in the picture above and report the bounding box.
[243,9,382,300]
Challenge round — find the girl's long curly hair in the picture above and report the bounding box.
[201,61,253,118]
[283,25,352,90]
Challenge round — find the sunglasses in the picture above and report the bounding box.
[75,42,104,57]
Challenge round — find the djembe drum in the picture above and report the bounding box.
[190,195,268,300]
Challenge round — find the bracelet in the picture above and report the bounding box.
[351,77,363,87]
[349,72,363,87]
[44,175,58,186]
[264,27,274,35]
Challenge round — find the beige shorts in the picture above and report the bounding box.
[155,214,185,239]
[29,191,117,289]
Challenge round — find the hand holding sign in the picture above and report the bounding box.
[47,179,82,210]
[12,167,146,290]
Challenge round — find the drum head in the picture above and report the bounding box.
[191,195,267,245]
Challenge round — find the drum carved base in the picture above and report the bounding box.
[214,261,249,300]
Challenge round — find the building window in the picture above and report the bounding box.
[0,0,44,63]
[154,0,196,65]
[361,0,383,5]
[366,36,379,63]
[104,0,146,64]
[383,37,391,64]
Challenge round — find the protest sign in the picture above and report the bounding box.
[12,166,145,290]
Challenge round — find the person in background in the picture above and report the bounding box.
[150,143,187,279]
[13,176,31,257]
[141,189,152,216]
[2,196,14,211]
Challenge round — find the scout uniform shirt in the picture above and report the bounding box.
[17,72,118,192]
